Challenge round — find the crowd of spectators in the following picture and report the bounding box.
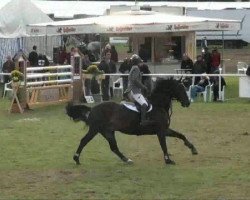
[180,47,225,102]
[1,42,229,103]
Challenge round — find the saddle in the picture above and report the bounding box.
[121,101,152,113]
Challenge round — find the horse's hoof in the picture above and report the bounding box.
[192,148,198,155]
[126,158,134,164]
[165,159,175,165]
[73,155,81,165]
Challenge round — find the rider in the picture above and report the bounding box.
[126,54,151,126]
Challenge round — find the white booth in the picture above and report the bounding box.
[239,76,250,98]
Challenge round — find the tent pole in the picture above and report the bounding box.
[45,34,48,55]
[219,30,224,101]
[222,30,225,73]
[100,34,102,61]
[151,36,155,63]
[45,26,48,56]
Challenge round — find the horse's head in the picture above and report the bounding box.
[173,79,190,107]
[66,102,91,122]
[152,78,190,107]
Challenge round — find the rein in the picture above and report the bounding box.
[168,100,173,125]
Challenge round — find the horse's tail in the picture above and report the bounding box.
[66,102,92,125]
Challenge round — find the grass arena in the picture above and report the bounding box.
[0,77,249,200]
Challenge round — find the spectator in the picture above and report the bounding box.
[193,55,207,84]
[2,55,15,83]
[190,73,210,102]
[246,66,250,76]
[38,54,49,67]
[181,53,193,72]
[139,44,148,62]
[211,70,226,102]
[202,47,212,74]
[111,45,118,63]
[28,45,38,66]
[82,51,92,95]
[211,47,221,73]
[98,50,116,100]
[58,46,68,65]
[101,43,111,58]
[201,36,207,49]
[119,57,131,92]
[67,47,75,64]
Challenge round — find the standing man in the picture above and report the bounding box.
[202,47,212,74]
[28,45,38,66]
[111,45,118,63]
[211,47,221,73]
[98,50,116,101]
[2,55,15,83]
[82,51,92,95]
[201,36,207,49]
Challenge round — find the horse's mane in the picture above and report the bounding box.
[149,78,178,109]
[152,78,178,95]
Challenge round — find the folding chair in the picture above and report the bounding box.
[2,81,13,98]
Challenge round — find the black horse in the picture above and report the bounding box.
[66,78,198,165]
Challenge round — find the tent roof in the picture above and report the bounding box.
[1,1,250,18]
[0,0,53,38]
[27,10,241,36]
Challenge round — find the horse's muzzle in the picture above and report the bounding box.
[182,101,190,107]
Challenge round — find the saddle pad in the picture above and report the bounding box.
[121,101,152,113]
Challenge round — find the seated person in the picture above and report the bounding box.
[190,73,209,102]
[193,55,207,84]
[2,55,15,83]
[181,53,193,73]
[182,71,193,90]
[211,69,226,101]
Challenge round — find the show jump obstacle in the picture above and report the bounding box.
[25,65,74,108]
[11,53,83,112]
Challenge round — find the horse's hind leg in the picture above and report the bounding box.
[73,127,98,165]
[101,131,133,164]
[166,128,198,155]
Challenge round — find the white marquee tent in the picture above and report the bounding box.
[26,10,241,62]
[0,0,60,72]
[27,10,241,36]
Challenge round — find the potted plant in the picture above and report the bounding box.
[11,70,23,88]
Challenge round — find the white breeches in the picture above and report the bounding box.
[130,91,148,106]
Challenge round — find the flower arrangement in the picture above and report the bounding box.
[82,65,104,95]
[11,70,23,82]
[82,65,104,76]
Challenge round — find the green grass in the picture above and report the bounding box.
[0,78,250,200]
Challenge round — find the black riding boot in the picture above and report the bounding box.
[140,104,150,126]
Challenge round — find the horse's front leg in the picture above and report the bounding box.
[166,128,198,155]
[157,131,175,165]
[73,127,98,165]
